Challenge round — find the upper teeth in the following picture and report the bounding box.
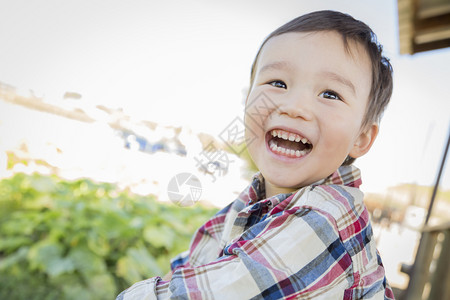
[271,129,310,144]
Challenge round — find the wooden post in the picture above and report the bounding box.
[402,231,439,300]
[428,229,450,300]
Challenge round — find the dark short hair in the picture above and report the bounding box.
[248,10,393,165]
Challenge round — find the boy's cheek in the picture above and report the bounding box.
[244,115,265,143]
[245,92,279,121]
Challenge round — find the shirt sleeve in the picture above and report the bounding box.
[117,205,360,300]
[169,249,190,271]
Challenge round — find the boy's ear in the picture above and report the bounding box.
[348,123,379,159]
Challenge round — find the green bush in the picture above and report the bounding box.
[0,172,217,299]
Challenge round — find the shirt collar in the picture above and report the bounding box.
[244,164,362,205]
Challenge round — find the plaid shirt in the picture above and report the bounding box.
[117,165,394,299]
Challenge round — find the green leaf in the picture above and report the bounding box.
[62,282,92,300]
[116,256,142,285]
[87,231,110,257]
[116,246,163,285]
[0,236,32,251]
[29,174,57,194]
[128,246,163,276]
[68,246,106,276]
[0,247,28,271]
[143,225,175,248]
[27,241,75,277]
[46,257,75,277]
[2,213,37,235]
[27,241,62,270]
[87,273,117,299]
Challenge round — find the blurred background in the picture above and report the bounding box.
[0,0,449,299]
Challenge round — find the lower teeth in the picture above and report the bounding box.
[270,140,308,157]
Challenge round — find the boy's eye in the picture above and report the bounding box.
[268,80,287,89]
[319,90,342,101]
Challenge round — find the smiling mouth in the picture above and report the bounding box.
[267,129,313,158]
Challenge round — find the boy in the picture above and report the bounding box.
[117,10,394,299]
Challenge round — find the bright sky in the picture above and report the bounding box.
[1,0,449,193]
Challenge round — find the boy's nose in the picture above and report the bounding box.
[277,92,313,121]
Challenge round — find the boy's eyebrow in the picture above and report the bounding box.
[321,71,356,95]
[259,61,294,74]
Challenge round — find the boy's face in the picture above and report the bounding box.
[245,31,377,196]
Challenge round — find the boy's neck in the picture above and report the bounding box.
[264,181,298,199]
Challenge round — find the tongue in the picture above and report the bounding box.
[277,138,306,151]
